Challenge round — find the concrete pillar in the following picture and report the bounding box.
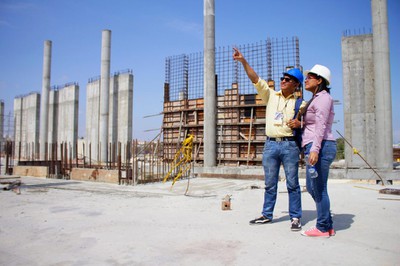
[39,40,52,159]
[13,97,23,157]
[0,101,3,143]
[100,30,111,163]
[371,0,393,169]
[342,34,376,168]
[86,79,100,162]
[203,0,216,167]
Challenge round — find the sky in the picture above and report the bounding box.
[0,0,399,143]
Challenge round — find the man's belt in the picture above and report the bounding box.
[267,137,296,142]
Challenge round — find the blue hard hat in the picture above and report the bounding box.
[283,68,304,84]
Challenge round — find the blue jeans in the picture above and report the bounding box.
[304,140,337,232]
[261,140,302,220]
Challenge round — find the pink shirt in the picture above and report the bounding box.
[302,90,335,154]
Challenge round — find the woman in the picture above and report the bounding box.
[301,64,337,237]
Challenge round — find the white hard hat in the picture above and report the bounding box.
[305,64,331,85]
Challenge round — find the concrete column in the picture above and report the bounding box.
[100,30,111,163]
[0,101,3,143]
[342,35,376,168]
[203,0,216,167]
[371,0,393,169]
[39,40,52,160]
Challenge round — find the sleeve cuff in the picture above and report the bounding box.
[253,77,261,85]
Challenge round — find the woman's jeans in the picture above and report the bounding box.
[304,140,337,232]
[262,140,302,220]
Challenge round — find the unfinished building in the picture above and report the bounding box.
[162,38,300,166]
[13,93,40,159]
[13,83,80,161]
[342,0,393,171]
[85,70,134,163]
[342,33,376,168]
[48,83,79,158]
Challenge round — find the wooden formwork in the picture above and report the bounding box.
[163,82,268,166]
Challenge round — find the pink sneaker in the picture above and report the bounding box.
[328,228,336,236]
[301,227,330,237]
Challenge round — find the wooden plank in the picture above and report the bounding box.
[0,175,21,179]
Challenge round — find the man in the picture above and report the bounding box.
[233,47,303,231]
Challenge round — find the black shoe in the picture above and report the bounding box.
[291,218,302,231]
[249,216,272,225]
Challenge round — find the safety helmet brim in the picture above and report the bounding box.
[304,64,331,85]
[283,68,304,84]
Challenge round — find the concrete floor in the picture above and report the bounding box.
[1,176,399,265]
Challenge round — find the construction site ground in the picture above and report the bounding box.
[1,175,399,265]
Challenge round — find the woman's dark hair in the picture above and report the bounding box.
[317,77,330,94]
[295,77,331,120]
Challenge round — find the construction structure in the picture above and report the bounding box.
[15,40,81,162]
[203,0,216,167]
[99,30,111,163]
[2,111,13,141]
[163,38,300,166]
[13,92,40,160]
[8,30,134,178]
[0,105,14,175]
[0,101,3,144]
[5,0,398,184]
[84,29,134,165]
[342,0,393,171]
[85,70,133,164]
[371,0,392,170]
[39,40,52,160]
[48,82,79,158]
[342,33,375,168]
[13,82,80,162]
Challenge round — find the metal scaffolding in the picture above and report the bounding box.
[164,37,300,101]
[162,37,302,167]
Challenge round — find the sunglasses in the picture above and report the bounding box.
[305,75,318,81]
[280,77,293,82]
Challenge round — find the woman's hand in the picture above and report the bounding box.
[308,151,319,166]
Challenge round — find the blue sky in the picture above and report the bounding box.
[0,0,399,143]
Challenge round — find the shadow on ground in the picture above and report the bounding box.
[21,181,82,189]
[275,210,355,232]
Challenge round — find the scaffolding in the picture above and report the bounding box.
[165,37,300,101]
[163,37,301,166]
[1,100,19,141]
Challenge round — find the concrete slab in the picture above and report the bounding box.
[0,176,399,265]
